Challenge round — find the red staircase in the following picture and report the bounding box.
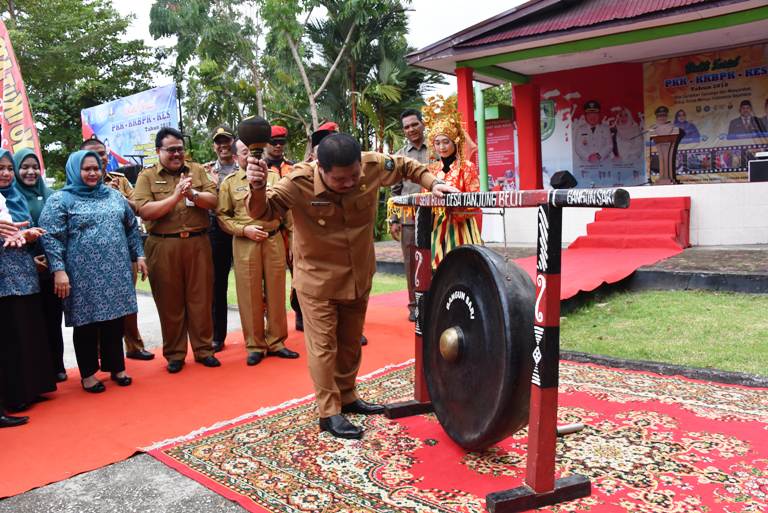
[569,196,691,250]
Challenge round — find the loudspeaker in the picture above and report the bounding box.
[748,160,768,182]
[550,170,578,189]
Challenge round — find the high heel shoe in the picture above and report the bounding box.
[110,373,132,386]
[81,379,106,393]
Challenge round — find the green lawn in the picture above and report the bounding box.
[561,290,768,376]
[136,271,407,308]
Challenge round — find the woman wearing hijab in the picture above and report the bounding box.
[39,150,147,393]
[422,95,483,268]
[0,149,56,422]
[13,149,67,382]
[613,107,644,163]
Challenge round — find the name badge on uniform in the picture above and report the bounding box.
[311,200,331,207]
[384,158,395,171]
[155,180,168,184]
[235,186,248,192]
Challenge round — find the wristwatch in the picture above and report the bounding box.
[191,190,200,203]
[431,178,446,190]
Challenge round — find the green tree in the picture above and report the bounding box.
[261,0,412,131]
[483,82,512,107]
[3,0,153,174]
[150,0,267,158]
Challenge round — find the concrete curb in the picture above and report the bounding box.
[562,350,768,388]
[377,261,405,275]
[629,269,768,294]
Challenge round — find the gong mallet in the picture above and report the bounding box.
[237,115,271,185]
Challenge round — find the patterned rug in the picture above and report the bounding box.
[148,362,768,513]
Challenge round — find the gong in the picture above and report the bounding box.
[423,245,535,451]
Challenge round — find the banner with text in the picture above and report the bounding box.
[81,84,178,171]
[643,44,768,181]
[486,119,517,190]
[0,20,45,174]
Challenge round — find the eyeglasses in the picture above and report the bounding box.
[161,146,185,155]
[270,139,286,146]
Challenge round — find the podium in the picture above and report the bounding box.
[651,131,683,185]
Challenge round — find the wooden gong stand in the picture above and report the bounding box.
[384,188,629,512]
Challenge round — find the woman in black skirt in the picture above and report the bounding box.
[13,148,67,383]
[0,149,56,417]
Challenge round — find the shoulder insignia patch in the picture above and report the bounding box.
[384,158,395,172]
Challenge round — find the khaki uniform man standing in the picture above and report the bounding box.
[208,125,238,353]
[80,136,153,360]
[246,133,456,439]
[134,127,221,373]
[390,109,431,322]
[265,125,302,331]
[217,140,299,366]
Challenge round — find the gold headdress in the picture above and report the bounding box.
[424,95,466,163]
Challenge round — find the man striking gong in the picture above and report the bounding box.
[246,133,457,439]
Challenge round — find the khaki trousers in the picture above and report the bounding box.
[232,234,288,353]
[123,262,145,353]
[144,234,214,362]
[297,289,370,417]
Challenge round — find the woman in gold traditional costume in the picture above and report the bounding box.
[423,96,483,268]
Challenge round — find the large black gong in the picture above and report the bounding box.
[423,245,535,451]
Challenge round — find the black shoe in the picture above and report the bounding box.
[360,335,368,346]
[247,352,264,366]
[267,348,299,359]
[81,379,106,393]
[126,350,155,361]
[167,360,185,373]
[319,415,363,439]
[199,355,221,368]
[212,340,225,352]
[55,372,68,382]
[0,414,29,428]
[341,399,385,415]
[408,310,417,322]
[110,373,133,386]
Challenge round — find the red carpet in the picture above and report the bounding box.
[514,197,690,299]
[149,362,768,513]
[0,291,414,498]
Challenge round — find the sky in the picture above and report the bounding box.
[113,0,528,95]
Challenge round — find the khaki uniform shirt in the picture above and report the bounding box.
[134,162,217,234]
[217,168,283,237]
[248,152,438,300]
[106,172,134,200]
[268,160,295,247]
[392,141,431,224]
